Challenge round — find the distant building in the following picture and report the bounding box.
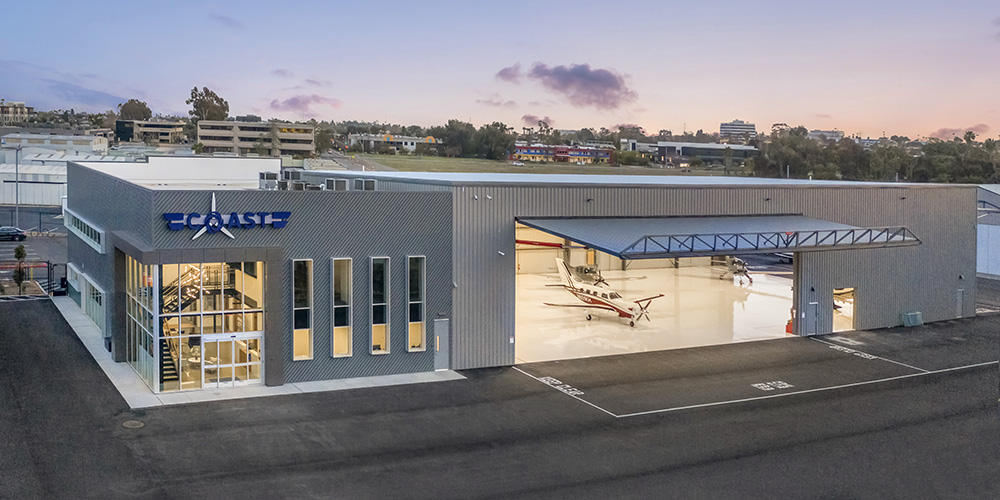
[657,141,757,163]
[620,139,659,154]
[0,101,37,126]
[1,133,108,155]
[807,129,845,142]
[198,120,315,156]
[348,133,440,153]
[720,119,757,140]
[116,120,186,145]
[513,142,612,163]
[0,126,114,141]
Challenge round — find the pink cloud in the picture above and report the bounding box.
[929,123,990,140]
[269,94,342,115]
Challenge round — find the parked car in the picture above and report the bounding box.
[0,226,27,241]
[511,161,524,166]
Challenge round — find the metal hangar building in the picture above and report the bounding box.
[64,157,977,395]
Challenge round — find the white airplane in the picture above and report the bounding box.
[545,258,664,327]
[716,256,753,285]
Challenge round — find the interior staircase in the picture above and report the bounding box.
[160,339,179,384]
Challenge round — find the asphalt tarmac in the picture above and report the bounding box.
[1,300,997,499]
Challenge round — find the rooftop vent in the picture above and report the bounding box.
[291,181,306,191]
[305,184,323,191]
[282,169,302,181]
[326,178,349,191]
[353,178,377,191]
[277,179,289,190]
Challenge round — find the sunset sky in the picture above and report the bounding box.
[3,0,999,139]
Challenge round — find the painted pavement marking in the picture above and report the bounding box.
[810,337,930,373]
[515,361,998,419]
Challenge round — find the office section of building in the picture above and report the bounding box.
[0,101,37,125]
[64,157,976,397]
[719,119,757,139]
[512,143,613,163]
[197,121,315,156]
[116,120,186,145]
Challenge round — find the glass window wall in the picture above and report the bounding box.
[407,257,425,351]
[332,258,352,357]
[371,257,389,354]
[292,259,313,360]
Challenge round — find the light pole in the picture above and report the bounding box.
[0,143,22,227]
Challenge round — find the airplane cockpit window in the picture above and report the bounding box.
[609,292,621,299]
[601,293,609,299]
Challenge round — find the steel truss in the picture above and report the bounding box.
[620,226,920,259]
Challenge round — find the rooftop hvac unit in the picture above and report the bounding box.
[291,181,306,191]
[258,171,278,190]
[326,178,349,191]
[282,169,302,181]
[305,184,322,191]
[277,180,289,190]
[354,178,377,191]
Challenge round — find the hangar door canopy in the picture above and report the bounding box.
[515,214,920,260]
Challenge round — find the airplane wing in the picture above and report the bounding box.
[543,302,618,312]
[633,294,665,303]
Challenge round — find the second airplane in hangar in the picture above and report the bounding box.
[545,258,664,327]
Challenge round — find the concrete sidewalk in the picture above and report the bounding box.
[50,295,464,409]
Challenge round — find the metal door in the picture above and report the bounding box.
[805,301,819,335]
[956,289,964,318]
[434,318,449,371]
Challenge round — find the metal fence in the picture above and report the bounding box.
[0,208,66,234]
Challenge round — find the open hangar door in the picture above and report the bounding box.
[513,216,920,364]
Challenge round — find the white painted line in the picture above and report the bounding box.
[811,337,930,373]
[615,361,998,418]
[512,366,619,418]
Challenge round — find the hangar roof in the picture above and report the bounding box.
[326,170,950,189]
[517,215,921,259]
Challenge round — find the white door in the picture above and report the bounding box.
[202,333,264,389]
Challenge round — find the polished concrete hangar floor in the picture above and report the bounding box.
[515,265,796,364]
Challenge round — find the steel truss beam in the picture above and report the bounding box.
[620,226,920,259]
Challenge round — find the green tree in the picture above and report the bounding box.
[186,86,230,124]
[472,122,516,160]
[13,244,27,295]
[437,119,476,156]
[314,127,336,155]
[117,99,152,120]
[192,142,205,154]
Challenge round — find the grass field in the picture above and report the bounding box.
[356,154,738,177]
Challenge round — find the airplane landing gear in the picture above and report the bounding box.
[629,320,635,327]
[586,314,592,321]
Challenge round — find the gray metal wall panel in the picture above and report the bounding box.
[149,190,453,383]
[450,184,978,370]
[68,178,453,383]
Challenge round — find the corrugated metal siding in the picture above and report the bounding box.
[67,174,453,383]
[149,190,453,383]
[450,184,978,370]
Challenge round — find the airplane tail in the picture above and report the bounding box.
[554,258,575,287]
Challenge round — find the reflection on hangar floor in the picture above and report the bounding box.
[515,265,793,364]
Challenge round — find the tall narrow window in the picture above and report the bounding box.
[408,256,425,351]
[371,257,389,354]
[332,258,352,357]
[292,259,313,360]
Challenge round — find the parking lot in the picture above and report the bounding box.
[1,299,997,499]
[515,317,996,418]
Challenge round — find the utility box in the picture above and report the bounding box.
[901,311,923,327]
